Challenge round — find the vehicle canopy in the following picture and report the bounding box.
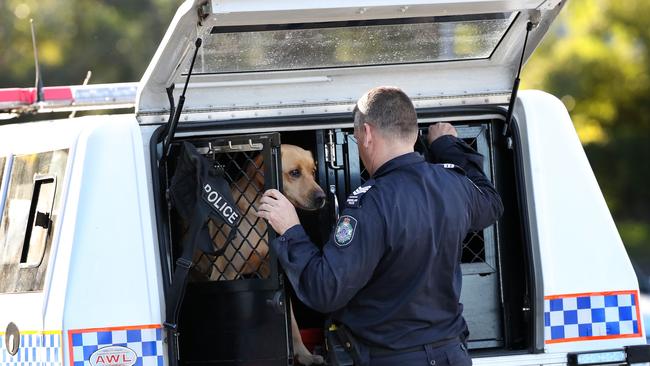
[136,0,564,123]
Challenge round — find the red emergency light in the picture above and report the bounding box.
[0,83,138,115]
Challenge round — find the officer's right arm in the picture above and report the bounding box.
[428,134,504,230]
[268,196,385,313]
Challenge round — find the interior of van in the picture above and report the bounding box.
[154,111,531,365]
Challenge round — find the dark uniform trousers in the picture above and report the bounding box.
[367,341,472,366]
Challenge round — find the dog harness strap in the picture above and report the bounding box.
[196,225,238,257]
[175,257,193,269]
[165,208,204,360]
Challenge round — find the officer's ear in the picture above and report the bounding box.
[362,122,374,148]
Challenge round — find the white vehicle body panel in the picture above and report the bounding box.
[518,91,636,300]
[58,116,162,330]
[0,117,164,366]
[515,90,646,353]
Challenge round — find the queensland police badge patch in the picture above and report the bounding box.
[334,215,357,247]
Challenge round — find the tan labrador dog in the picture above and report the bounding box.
[207,144,325,365]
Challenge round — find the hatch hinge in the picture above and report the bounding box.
[502,20,536,147]
[528,10,542,28]
[197,1,210,26]
[538,0,563,11]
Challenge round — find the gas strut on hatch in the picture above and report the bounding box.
[162,38,203,159]
[502,21,534,143]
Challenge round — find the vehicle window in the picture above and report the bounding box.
[187,12,516,74]
[20,175,56,267]
[0,150,68,293]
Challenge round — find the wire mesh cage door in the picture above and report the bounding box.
[177,133,293,366]
[190,134,283,287]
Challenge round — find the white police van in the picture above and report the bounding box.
[1,0,648,365]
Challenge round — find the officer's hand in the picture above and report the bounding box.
[257,189,300,235]
[427,123,458,145]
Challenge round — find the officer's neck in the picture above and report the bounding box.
[366,141,414,177]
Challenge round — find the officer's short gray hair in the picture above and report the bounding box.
[353,86,418,142]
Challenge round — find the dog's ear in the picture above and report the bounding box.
[245,153,265,190]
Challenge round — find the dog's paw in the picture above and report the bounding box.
[294,343,325,365]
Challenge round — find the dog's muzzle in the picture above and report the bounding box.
[315,190,326,209]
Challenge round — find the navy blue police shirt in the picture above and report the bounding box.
[269,135,503,350]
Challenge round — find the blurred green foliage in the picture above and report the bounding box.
[0,0,179,86]
[523,0,650,266]
[1,1,648,265]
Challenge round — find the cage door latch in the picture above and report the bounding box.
[325,130,344,170]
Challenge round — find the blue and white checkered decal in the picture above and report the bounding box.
[69,326,163,366]
[544,291,642,343]
[0,332,63,366]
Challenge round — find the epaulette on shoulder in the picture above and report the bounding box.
[346,180,374,208]
[438,163,483,192]
[437,163,467,176]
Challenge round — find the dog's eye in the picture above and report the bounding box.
[289,169,301,178]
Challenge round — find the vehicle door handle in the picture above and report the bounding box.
[5,322,20,356]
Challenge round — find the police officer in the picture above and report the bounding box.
[257,86,503,365]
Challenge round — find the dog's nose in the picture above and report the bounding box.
[314,190,326,208]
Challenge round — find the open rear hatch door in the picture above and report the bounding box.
[136,0,564,124]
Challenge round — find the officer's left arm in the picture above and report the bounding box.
[428,134,504,231]
[269,196,385,314]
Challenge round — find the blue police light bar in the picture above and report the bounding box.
[568,345,650,365]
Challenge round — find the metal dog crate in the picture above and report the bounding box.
[314,123,502,350]
[167,133,293,366]
[165,124,504,366]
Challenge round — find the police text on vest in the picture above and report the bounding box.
[203,183,239,225]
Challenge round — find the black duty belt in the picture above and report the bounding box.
[367,336,461,357]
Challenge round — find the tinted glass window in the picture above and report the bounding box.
[187,13,515,74]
